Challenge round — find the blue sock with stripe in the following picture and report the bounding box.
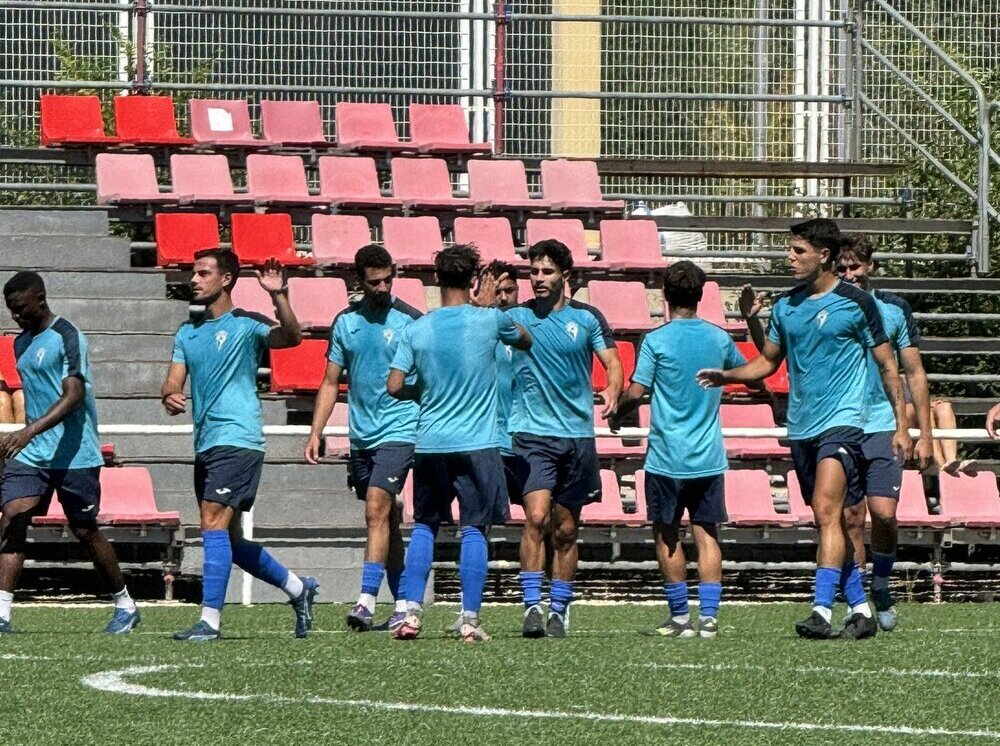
[201,530,232,619]
[520,571,544,608]
[664,582,689,621]
[402,523,437,605]
[698,582,722,619]
[550,579,573,615]
[459,526,488,615]
[360,561,385,596]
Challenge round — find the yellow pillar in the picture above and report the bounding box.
[551,0,602,158]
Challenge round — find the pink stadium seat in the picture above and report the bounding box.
[288,277,349,330]
[310,214,373,266]
[587,281,655,332]
[938,472,1000,527]
[525,218,599,267]
[0,336,22,390]
[724,341,790,396]
[580,470,627,523]
[324,404,350,457]
[188,99,270,147]
[600,220,665,271]
[507,500,526,524]
[170,154,253,205]
[34,467,179,526]
[39,94,120,147]
[231,278,276,321]
[896,471,946,528]
[381,216,442,268]
[245,154,329,207]
[390,158,476,210]
[596,404,647,457]
[391,278,428,313]
[452,217,524,264]
[631,470,650,523]
[724,470,793,527]
[467,159,546,211]
[408,103,491,155]
[318,156,403,209]
[721,403,789,459]
[540,159,625,213]
[155,213,220,266]
[95,153,190,205]
[260,99,332,147]
[784,472,815,525]
[270,339,329,392]
[113,95,194,145]
[592,340,635,393]
[230,213,314,266]
[335,102,410,152]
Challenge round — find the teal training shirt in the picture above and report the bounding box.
[863,290,919,435]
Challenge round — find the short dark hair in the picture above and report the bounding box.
[790,218,842,263]
[193,248,241,292]
[435,243,480,290]
[354,244,394,276]
[3,271,45,298]
[663,260,706,309]
[527,239,573,272]
[839,233,875,264]
[482,259,518,283]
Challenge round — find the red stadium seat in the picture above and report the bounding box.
[391,277,428,313]
[408,103,491,154]
[113,95,194,145]
[784,472,815,526]
[288,277,349,330]
[540,159,625,213]
[230,213,314,266]
[95,153,190,205]
[724,470,793,527]
[390,158,477,210]
[231,278,276,321]
[318,156,403,209]
[467,159,545,211]
[34,467,179,526]
[246,154,330,207]
[188,99,270,147]
[39,94,119,147]
[721,403,789,459]
[381,216,442,268]
[324,403,350,457]
[170,154,253,205]
[587,281,655,332]
[260,99,332,147]
[592,340,635,392]
[335,102,411,152]
[726,341,790,396]
[453,217,524,265]
[525,218,601,268]
[0,336,22,390]
[938,472,1000,527]
[600,220,665,271]
[270,339,329,392]
[154,213,220,266]
[580,470,630,523]
[896,471,946,528]
[596,404,647,457]
[311,214,373,266]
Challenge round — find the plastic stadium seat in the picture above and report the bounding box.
[170,154,253,205]
[390,157,477,210]
[95,153,190,205]
[525,218,602,268]
[724,470,793,527]
[231,278,276,321]
[784,472,815,526]
[324,403,350,456]
[587,281,655,332]
[270,339,329,392]
[580,470,628,523]
[391,277,428,313]
[467,159,546,211]
[896,471,946,528]
[261,99,333,147]
[592,340,635,393]
[245,154,330,207]
[938,472,1000,527]
[596,404,647,457]
[721,403,789,459]
[408,103,491,155]
[34,467,179,526]
[288,277,349,330]
[318,156,403,209]
[381,216,442,268]
[0,336,21,390]
[113,95,194,145]
[507,500,526,524]
[452,217,524,264]
[154,213,220,266]
[540,159,625,213]
[39,94,120,147]
[631,470,650,523]
[230,213,314,266]
[600,220,665,271]
[310,214,373,266]
[188,99,270,147]
[724,341,790,396]
[335,102,411,152]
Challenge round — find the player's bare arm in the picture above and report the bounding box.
[871,341,912,461]
[160,361,188,416]
[0,375,83,458]
[898,346,933,470]
[387,368,420,402]
[257,258,303,350]
[595,345,623,418]
[697,340,782,388]
[306,361,342,464]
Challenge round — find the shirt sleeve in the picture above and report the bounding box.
[854,293,888,348]
[390,326,415,374]
[171,330,186,365]
[586,306,614,352]
[326,317,346,367]
[60,330,84,380]
[632,337,655,388]
[766,300,784,347]
[496,309,522,345]
[723,335,747,370]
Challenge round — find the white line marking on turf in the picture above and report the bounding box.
[639,661,1000,680]
[81,664,1000,740]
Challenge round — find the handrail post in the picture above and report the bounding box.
[977,103,991,272]
[492,0,508,154]
[132,0,150,93]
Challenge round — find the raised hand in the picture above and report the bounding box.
[739,283,767,320]
[255,257,287,295]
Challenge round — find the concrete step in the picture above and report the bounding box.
[91,361,167,397]
[1,298,190,334]
[107,432,308,462]
[0,236,130,270]
[0,209,109,237]
[88,334,174,363]
[0,270,167,300]
[96,396,290,425]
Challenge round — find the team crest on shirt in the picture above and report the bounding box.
[565,322,579,340]
[35,347,46,365]
[504,345,513,360]
[383,328,395,345]
[816,310,829,328]
[215,330,228,350]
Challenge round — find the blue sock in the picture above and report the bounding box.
[841,561,867,608]
[231,539,290,589]
[698,582,722,619]
[664,582,689,619]
[871,551,895,590]
[360,561,385,596]
[814,566,840,609]
[550,579,573,615]
[459,526,488,615]
[520,571,544,608]
[201,530,233,613]
[402,523,437,604]
[386,566,403,601]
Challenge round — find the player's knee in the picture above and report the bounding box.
[869,506,897,531]
[552,521,577,550]
[523,507,548,535]
[364,500,391,529]
[843,506,866,533]
[0,512,31,553]
[68,522,99,542]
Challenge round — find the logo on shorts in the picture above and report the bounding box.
[80,504,95,512]
[565,322,579,341]
[35,347,46,365]
[215,487,232,495]
[387,477,399,484]
[215,330,228,350]
[383,328,395,345]
[816,310,829,328]
[893,484,901,492]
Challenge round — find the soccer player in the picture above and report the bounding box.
[387,244,530,642]
[0,271,139,634]
[163,250,318,641]
[505,239,623,638]
[698,218,909,640]
[612,261,750,639]
[305,245,421,633]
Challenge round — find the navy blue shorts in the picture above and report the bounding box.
[194,446,264,512]
[502,454,521,504]
[645,472,727,525]
[789,426,864,507]
[511,434,602,509]
[413,448,509,528]
[857,431,902,501]
[0,460,101,524]
[349,443,414,501]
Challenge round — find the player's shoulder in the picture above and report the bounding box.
[50,317,84,347]
[832,279,874,305]
[13,328,32,358]
[566,298,611,326]
[330,301,361,330]
[390,297,423,321]
[232,307,275,327]
[774,282,809,307]
[873,288,913,316]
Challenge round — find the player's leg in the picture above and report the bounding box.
[933,399,976,474]
[690,475,726,638]
[174,497,233,641]
[11,389,24,424]
[640,473,690,637]
[867,495,899,629]
[0,493,42,633]
[843,500,867,573]
[384,496,407,631]
[514,435,556,634]
[0,390,13,424]
[547,501,580,638]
